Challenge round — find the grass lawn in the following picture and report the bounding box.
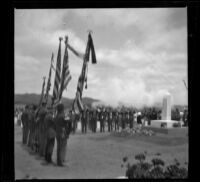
[15,125,188,179]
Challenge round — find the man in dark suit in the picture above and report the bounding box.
[100,109,105,132]
[92,109,97,133]
[21,105,29,145]
[37,102,48,156]
[27,104,36,150]
[54,103,71,166]
[121,111,126,129]
[129,110,133,129]
[44,107,56,163]
[108,110,113,132]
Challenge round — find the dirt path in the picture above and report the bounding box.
[15,126,188,179]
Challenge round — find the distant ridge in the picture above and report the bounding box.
[15,93,186,111]
[15,93,99,108]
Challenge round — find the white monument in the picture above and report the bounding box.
[150,93,178,128]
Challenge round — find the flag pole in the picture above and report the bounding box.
[44,53,54,105]
[51,37,63,107]
[58,36,68,102]
[38,76,46,107]
[72,33,91,113]
[183,79,188,90]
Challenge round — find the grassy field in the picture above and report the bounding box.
[15,125,188,179]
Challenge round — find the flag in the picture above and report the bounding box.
[58,36,72,101]
[66,34,96,63]
[38,77,46,106]
[52,37,62,106]
[72,33,97,114]
[44,53,54,104]
[67,43,85,59]
[88,33,97,64]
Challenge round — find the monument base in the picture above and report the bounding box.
[150,120,179,128]
[143,125,188,135]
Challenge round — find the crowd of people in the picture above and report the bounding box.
[19,102,72,166]
[15,103,188,166]
[69,106,188,134]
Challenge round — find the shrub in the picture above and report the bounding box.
[135,153,146,163]
[124,152,188,179]
[151,158,165,167]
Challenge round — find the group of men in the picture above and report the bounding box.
[70,106,189,134]
[69,107,161,134]
[21,102,72,166]
[19,103,188,166]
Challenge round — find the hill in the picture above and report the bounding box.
[15,93,99,109]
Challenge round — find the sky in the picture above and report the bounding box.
[15,8,188,107]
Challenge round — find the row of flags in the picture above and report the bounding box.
[39,32,97,114]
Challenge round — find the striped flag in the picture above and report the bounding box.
[44,53,54,104]
[39,77,46,106]
[58,36,72,101]
[72,33,97,114]
[51,37,62,106]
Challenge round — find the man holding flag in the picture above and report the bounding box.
[52,36,72,166]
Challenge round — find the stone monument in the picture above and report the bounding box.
[161,94,171,120]
[150,93,178,128]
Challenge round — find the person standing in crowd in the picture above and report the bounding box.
[121,111,126,129]
[129,110,133,129]
[70,110,76,134]
[27,104,36,150]
[175,108,181,121]
[100,109,105,132]
[119,111,123,130]
[89,109,93,131]
[114,111,119,131]
[137,112,142,125]
[105,109,108,132]
[37,101,48,157]
[183,108,188,126]
[86,109,90,133]
[34,106,40,153]
[151,108,156,120]
[21,105,29,145]
[125,110,129,128]
[91,109,97,133]
[110,110,114,132]
[54,103,72,166]
[81,108,86,134]
[44,107,56,163]
[108,110,112,132]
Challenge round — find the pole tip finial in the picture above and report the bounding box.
[87,30,93,34]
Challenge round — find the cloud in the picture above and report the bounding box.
[15,8,188,106]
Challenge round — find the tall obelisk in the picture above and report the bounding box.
[162,94,171,120]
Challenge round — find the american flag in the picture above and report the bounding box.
[58,36,72,101]
[52,37,62,106]
[73,33,96,114]
[44,53,54,104]
[39,77,46,106]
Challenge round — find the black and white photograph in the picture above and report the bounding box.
[14,8,188,179]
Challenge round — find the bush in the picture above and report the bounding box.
[123,152,188,179]
[135,153,146,163]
